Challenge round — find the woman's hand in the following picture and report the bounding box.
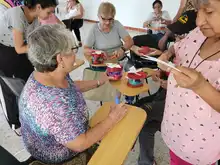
[157,51,170,71]
[160,79,168,89]
[148,48,162,56]
[108,103,128,124]
[171,66,207,91]
[112,48,124,59]
[152,70,161,82]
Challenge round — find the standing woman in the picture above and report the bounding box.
[0,0,58,81]
[63,0,84,47]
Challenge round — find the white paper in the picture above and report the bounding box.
[106,63,121,68]
[141,56,181,72]
[128,66,142,74]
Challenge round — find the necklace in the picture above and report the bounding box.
[188,38,220,69]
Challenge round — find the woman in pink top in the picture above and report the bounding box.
[158,0,220,164]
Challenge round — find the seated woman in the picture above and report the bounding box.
[158,0,199,50]
[19,24,127,165]
[84,2,133,62]
[143,0,171,37]
[129,0,171,69]
[83,2,133,103]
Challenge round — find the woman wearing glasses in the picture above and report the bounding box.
[19,24,127,165]
[84,2,133,60]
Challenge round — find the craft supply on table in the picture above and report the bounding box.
[106,63,123,81]
[91,51,106,65]
[127,70,147,88]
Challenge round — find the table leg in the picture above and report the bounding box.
[145,78,151,96]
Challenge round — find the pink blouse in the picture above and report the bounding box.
[161,27,220,165]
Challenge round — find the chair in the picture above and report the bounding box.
[0,145,35,165]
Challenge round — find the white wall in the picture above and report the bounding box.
[80,0,181,28]
[58,0,181,28]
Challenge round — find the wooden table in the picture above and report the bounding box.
[110,73,149,97]
[72,59,85,70]
[88,102,147,165]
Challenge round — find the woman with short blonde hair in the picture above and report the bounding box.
[98,2,116,17]
[84,2,133,60]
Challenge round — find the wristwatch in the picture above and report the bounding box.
[120,46,126,52]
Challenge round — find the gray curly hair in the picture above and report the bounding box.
[27,24,77,72]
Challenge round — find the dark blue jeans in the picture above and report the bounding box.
[134,88,167,165]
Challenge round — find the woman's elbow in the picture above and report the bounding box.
[15,47,24,54]
[72,146,87,153]
[127,38,134,48]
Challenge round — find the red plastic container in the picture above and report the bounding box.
[106,65,123,81]
[127,71,147,88]
[91,51,105,64]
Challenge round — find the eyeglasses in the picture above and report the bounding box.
[101,16,114,22]
[71,46,79,54]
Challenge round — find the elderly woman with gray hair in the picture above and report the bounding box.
[84,2,133,60]
[18,24,127,165]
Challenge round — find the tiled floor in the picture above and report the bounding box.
[0,22,169,164]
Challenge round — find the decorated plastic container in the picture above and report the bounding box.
[91,51,105,64]
[106,63,123,81]
[127,71,147,88]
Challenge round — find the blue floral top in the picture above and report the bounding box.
[19,73,89,164]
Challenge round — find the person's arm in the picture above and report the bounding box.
[157,45,176,71]
[83,25,96,56]
[121,35,133,51]
[69,4,84,19]
[111,21,133,59]
[194,81,220,112]
[163,45,175,59]
[66,2,70,12]
[74,79,106,93]
[64,103,127,152]
[173,0,187,23]
[12,29,28,54]
[49,98,127,153]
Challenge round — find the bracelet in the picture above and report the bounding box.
[97,80,100,88]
